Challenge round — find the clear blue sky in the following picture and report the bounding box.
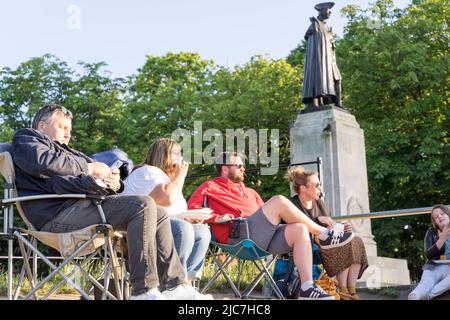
[0,0,411,78]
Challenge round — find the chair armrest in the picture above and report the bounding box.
[215,218,245,225]
[1,194,87,205]
[85,194,106,200]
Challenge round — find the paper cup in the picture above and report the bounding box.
[333,223,344,233]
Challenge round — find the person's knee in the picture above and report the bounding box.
[173,220,195,246]
[270,195,288,204]
[195,224,211,244]
[267,195,290,210]
[119,195,158,221]
[291,223,309,237]
[286,223,310,246]
[127,195,156,210]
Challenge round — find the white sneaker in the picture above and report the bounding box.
[130,288,167,300]
[162,284,214,300]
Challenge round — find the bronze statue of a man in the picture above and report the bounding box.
[302,2,342,110]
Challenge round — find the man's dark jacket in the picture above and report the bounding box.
[11,128,114,230]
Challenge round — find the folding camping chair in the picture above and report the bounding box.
[0,143,126,300]
[200,196,285,299]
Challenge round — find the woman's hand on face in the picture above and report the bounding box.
[173,160,189,178]
[317,216,335,229]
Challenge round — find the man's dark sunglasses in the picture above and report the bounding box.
[226,164,245,169]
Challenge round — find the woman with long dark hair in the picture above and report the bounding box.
[408,205,450,300]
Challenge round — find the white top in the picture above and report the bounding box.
[123,165,187,216]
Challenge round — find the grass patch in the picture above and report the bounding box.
[199,253,275,293]
[0,260,105,298]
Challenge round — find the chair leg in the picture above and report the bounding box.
[32,238,38,285]
[41,249,101,300]
[201,247,244,298]
[17,238,38,300]
[15,231,95,300]
[120,257,130,300]
[7,230,14,300]
[241,252,285,299]
[237,259,242,294]
[13,264,26,300]
[6,203,14,300]
[106,236,123,300]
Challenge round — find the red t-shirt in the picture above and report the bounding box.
[187,177,264,244]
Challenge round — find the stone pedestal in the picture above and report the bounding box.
[290,106,410,286]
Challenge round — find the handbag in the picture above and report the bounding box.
[314,272,341,300]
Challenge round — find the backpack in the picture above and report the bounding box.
[273,253,302,299]
[272,245,323,299]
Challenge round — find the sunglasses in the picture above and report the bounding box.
[309,182,322,188]
[56,106,73,118]
[226,164,245,169]
[42,105,73,118]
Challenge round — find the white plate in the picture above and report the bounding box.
[433,260,450,264]
[172,209,213,221]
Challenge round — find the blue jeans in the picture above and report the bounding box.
[170,219,211,280]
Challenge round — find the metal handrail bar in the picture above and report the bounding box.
[333,205,449,221]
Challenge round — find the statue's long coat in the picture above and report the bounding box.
[302,17,341,102]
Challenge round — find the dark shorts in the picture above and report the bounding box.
[227,208,291,255]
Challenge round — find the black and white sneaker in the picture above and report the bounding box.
[319,230,354,249]
[298,284,335,300]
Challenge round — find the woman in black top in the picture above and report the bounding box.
[408,204,450,300]
[288,167,368,300]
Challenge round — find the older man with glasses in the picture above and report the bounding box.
[10,104,212,300]
[188,151,355,300]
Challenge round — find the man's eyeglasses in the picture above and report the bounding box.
[226,164,245,169]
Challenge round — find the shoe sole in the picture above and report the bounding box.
[320,232,355,250]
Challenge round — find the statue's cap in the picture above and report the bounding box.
[314,2,335,11]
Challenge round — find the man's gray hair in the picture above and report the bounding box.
[32,104,73,129]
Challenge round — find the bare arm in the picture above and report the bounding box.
[149,161,188,206]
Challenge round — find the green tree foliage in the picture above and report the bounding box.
[123,52,216,163]
[207,56,303,200]
[123,53,303,199]
[0,54,72,141]
[64,62,126,155]
[339,0,449,210]
[342,0,448,280]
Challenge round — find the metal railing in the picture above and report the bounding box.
[333,206,448,221]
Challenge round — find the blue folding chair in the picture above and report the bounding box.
[200,197,285,299]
